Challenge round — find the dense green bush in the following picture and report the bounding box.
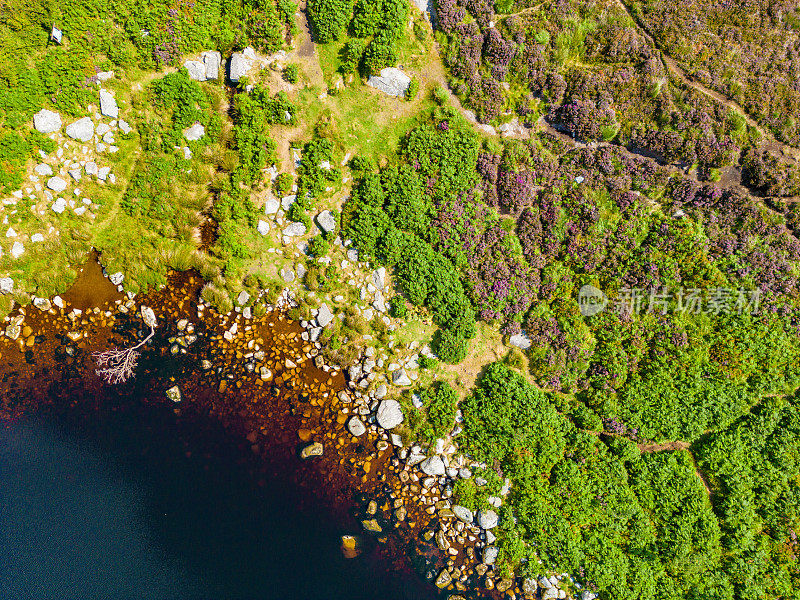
[306,0,353,42]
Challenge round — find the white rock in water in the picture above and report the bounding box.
[66,117,94,142]
[10,241,24,258]
[33,109,61,133]
[477,509,499,529]
[483,546,499,565]
[347,416,366,437]
[141,305,158,328]
[316,303,334,327]
[166,385,182,403]
[202,51,222,80]
[366,67,411,98]
[257,219,270,235]
[47,176,67,192]
[184,60,207,81]
[282,222,306,237]
[264,198,280,214]
[33,297,51,311]
[509,333,532,349]
[228,52,252,82]
[315,210,336,233]
[376,399,404,429]
[51,198,67,213]
[0,277,13,294]
[183,123,205,141]
[420,455,445,476]
[99,89,119,118]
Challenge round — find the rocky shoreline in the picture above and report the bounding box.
[0,255,587,600]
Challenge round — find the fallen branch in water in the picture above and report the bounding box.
[93,306,158,385]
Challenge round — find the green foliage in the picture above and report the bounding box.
[282,63,299,83]
[403,381,458,442]
[274,172,294,195]
[307,0,353,43]
[405,77,419,101]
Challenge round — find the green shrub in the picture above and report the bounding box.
[405,77,419,101]
[282,64,299,83]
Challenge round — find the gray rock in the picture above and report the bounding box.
[539,576,553,589]
[300,441,323,459]
[264,198,280,214]
[372,267,386,290]
[376,399,404,429]
[236,290,250,305]
[257,219,269,235]
[420,455,445,476]
[99,89,119,118]
[85,161,98,176]
[5,324,20,340]
[315,209,336,233]
[296,263,307,280]
[165,385,182,403]
[347,416,366,437]
[96,123,111,136]
[202,51,222,80]
[434,569,452,589]
[228,52,252,82]
[51,198,66,213]
[366,67,411,98]
[392,368,412,386]
[542,588,558,600]
[184,60,207,81]
[33,297,51,311]
[316,303,334,327]
[282,268,295,283]
[118,119,132,135]
[33,109,61,133]
[281,195,296,210]
[97,166,111,181]
[66,117,94,142]
[477,509,499,529]
[34,163,53,176]
[0,277,13,294]
[140,305,158,328]
[47,176,67,192]
[483,546,499,565]
[375,383,387,399]
[282,222,307,237]
[68,168,81,181]
[109,272,124,285]
[452,505,474,524]
[509,333,532,349]
[373,290,386,313]
[183,123,205,141]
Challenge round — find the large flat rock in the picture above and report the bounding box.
[367,67,411,98]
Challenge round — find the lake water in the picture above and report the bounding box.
[0,407,434,600]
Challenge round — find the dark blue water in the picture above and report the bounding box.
[0,412,433,600]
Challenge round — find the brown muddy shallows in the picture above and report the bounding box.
[0,260,479,598]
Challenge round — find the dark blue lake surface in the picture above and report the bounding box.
[0,411,433,600]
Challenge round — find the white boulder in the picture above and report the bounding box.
[99,89,119,118]
[366,67,412,98]
[66,117,94,142]
[33,109,61,133]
